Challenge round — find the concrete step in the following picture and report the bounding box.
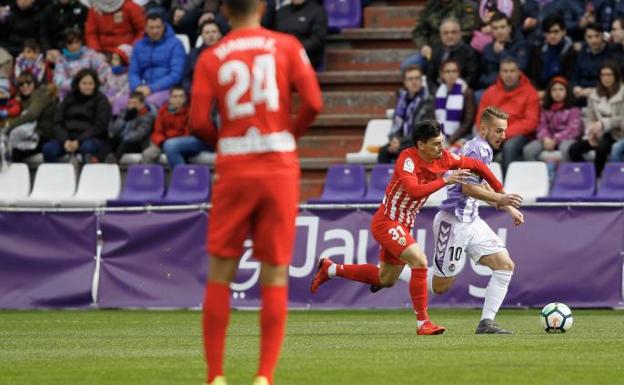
[297,135,362,158]
[318,70,402,91]
[327,28,414,49]
[364,6,422,29]
[325,49,413,71]
[295,91,395,115]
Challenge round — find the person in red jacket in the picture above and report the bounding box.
[142,85,211,168]
[85,0,145,53]
[476,56,540,171]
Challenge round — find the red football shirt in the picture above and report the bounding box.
[382,148,504,227]
[189,27,323,178]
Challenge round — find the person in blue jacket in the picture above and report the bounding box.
[123,12,186,112]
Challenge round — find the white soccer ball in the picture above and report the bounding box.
[540,302,574,333]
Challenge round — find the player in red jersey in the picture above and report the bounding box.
[189,0,323,383]
[311,120,518,335]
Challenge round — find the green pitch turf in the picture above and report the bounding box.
[1,309,622,385]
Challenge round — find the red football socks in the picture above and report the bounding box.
[409,268,429,321]
[336,264,381,285]
[257,286,288,384]
[203,282,230,383]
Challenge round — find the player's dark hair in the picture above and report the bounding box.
[411,120,442,146]
[224,0,260,18]
[480,106,509,126]
[542,14,566,33]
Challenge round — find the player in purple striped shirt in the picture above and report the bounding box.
[433,106,524,334]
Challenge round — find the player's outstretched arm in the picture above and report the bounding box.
[462,183,523,208]
[453,155,504,192]
[290,45,323,138]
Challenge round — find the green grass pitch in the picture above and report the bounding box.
[1,309,622,385]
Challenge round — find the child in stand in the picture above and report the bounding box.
[104,44,132,115]
[14,39,49,85]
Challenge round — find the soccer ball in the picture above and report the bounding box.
[540,302,574,333]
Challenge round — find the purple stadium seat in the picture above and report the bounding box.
[537,162,595,202]
[107,165,165,206]
[153,165,211,205]
[360,164,393,203]
[308,164,366,203]
[324,0,362,30]
[595,163,624,200]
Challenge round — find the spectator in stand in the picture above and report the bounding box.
[523,76,582,162]
[142,86,211,168]
[0,0,47,57]
[107,90,155,162]
[593,0,624,33]
[479,12,529,90]
[54,30,111,99]
[476,57,540,171]
[522,0,584,44]
[41,0,89,62]
[0,47,12,100]
[104,44,132,115]
[434,58,476,149]
[183,20,222,93]
[0,81,21,122]
[125,13,186,112]
[275,0,327,70]
[44,68,112,163]
[378,65,433,164]
[569,61,624,176]
[427,17,480,90]
[528,14,576,93]
[610,17,624,73]
[198,0,230,36]
[471,0,524,53]
[572,22,612,103]
[3,72,58,161]
[169,0,204,45]
[85,0,145,54]
[405,0,478,69]
[14,39,49,85]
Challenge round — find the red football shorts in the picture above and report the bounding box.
[370,208,415,266]
[208,174,299,265]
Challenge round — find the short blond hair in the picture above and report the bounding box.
[480,106,508,126]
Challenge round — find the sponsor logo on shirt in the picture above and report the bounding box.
[403,157,414,173]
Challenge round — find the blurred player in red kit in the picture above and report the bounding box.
[311,120,516,335]
[189,0,323,382]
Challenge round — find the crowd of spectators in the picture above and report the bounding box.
[0,0,328,168]
[383,0,624,177]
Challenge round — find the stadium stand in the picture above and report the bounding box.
[537,162,596,202]
[153,164,211,205]
[308,164,366,203]
[594,162,624,201]
[60,164,121,207]
[360,163,393,203]
[504,161,550,202]
[345,119,392,164]
[107,164,165,206]
[0,163,30,205]
[16,164,76,207]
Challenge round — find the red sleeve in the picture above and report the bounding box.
[395,153,447,199]
[189,53,218,147]
[447,152,503,192]
[151,111,166,146]
[289,40,323,139]
[506,89,540,138]
[7,99,21,117]
[129,3,146,43]
[84,10,101,51]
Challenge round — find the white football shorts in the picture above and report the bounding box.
[431,210,507,277]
